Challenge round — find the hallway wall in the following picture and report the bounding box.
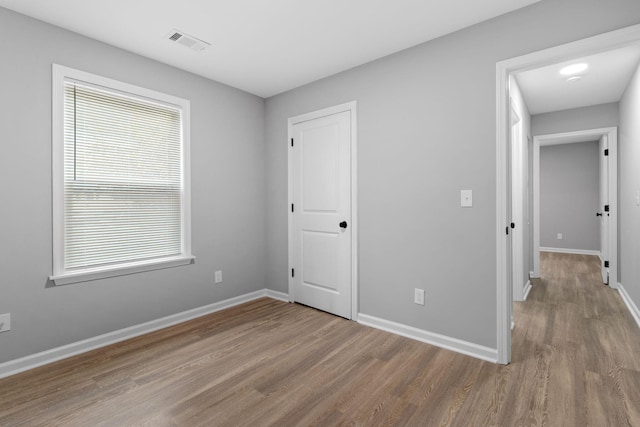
[539,142,600,251]
[531,103,619,136]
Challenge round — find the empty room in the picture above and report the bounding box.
[2,0,640,425]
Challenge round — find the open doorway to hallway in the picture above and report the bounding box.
[496,24,640,364]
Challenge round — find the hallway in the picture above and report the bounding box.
[512,252,640,425]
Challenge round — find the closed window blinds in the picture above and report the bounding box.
[62,80,184,271]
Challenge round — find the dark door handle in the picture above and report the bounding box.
[596,212,603,217]
[339,221,348,229]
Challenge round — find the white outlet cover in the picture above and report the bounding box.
[414,288,425,305]
[557,233,563,240]
[214,270,222,284]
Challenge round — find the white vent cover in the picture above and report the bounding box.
[166,29,210,52]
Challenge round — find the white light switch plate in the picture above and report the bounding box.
[0,313,10,333]
[461,190,472,207]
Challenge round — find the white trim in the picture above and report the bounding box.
[287,101,358,320]
[539,247,601,256]
[618,283,640,329]
[530,271,540,279]
[49,256,196,286]
[522,280,532,301]
[532,137,540,278]
[496,23,640,364]
[0,289,286,380]
[496,52,512,365]
[264,289,290,302]
[358,314,497,363]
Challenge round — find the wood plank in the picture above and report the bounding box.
[1,253,639,426]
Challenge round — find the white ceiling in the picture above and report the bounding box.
[515,44,640,115]
[0,0,540,97]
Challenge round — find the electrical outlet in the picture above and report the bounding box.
[214,270,222,284]
[414,288,425,306]
[0,313,11,333]
[557,233,563,240]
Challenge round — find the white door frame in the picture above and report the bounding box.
[287,101,358,320]
[496,24,640,364]
[532,128,618,286]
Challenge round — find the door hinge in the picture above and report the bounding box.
[604,261,609,268]
[604,205,610,212]
[506,226,509,235]
[511,222,515,229]
[291,268,295,277]
[291,203,294,213]
[291,138,294,147]
[604,149,609,156]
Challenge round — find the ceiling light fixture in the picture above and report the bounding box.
[559,63,588,76]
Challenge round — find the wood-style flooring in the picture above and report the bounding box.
[1,252,640,426]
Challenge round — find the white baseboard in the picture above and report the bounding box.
[529,271,540,279]
[357,313,497,363]
[264,289,290,302]
[522,280,532,301]
[618,283,640,329]
[0,289,288,380]
[540,247,600,256]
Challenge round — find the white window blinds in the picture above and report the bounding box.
[62,80,184,271]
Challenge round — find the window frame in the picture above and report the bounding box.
[50,64,194,285]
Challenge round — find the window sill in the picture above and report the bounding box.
[49,255,196,286]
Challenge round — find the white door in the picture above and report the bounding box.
[510,102,524,302]
[599,135,609,284]
[290,110,352,318]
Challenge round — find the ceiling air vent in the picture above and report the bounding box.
[166,29,210,52]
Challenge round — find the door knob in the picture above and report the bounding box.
[339,221,348,229]
[596,212,603,217]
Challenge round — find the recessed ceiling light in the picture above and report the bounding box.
[560,63,588,76]
[567,76,582,82]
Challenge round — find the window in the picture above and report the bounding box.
[50,65,193,285]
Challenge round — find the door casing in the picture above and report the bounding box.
[287,101,358,320]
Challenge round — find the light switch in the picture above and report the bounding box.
[461,190,472,207]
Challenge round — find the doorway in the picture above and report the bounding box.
[287,102,358,319]
[532,128,618,286]
[496,24,640,364]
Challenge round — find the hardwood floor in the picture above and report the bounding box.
[1,252,639,426]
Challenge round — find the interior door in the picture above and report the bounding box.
[510,103,523,302]
[291,110,352,318]
[599,135,609,284]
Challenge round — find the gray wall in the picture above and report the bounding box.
[619,59,640,310]
[265,0,640,349]
[532,102,619,136]
[0,8,266,363]
[539,142,600,250]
